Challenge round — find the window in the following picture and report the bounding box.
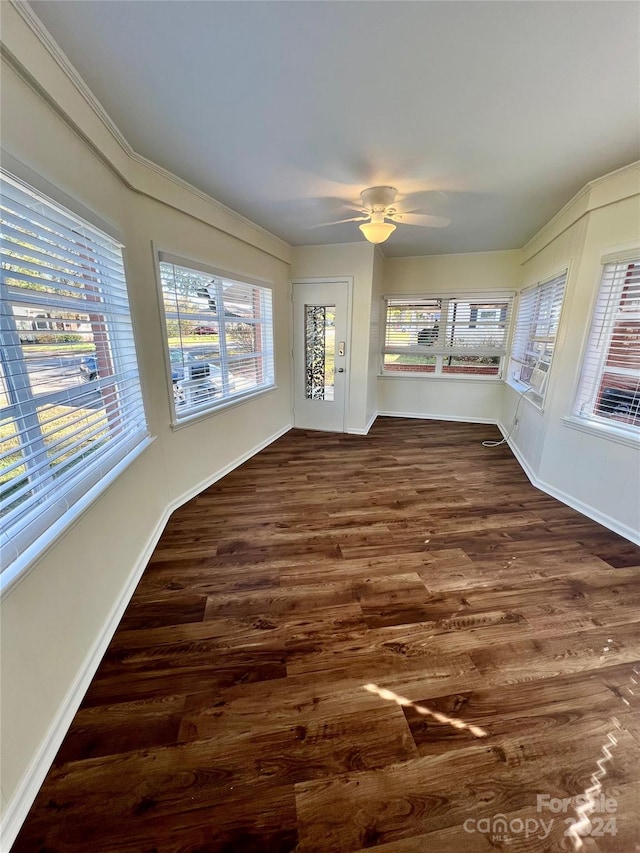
[0,172,148,579]
[158,255,274,422]
[382,294,512,378]
[508,270,567,403]
[573,257,640,433]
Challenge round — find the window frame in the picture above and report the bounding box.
[570,254,640,439]
[0,170,150,591]
[380,291,514,380]
[507,269,568,408]
[154,250,276,427]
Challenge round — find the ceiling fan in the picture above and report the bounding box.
[319,186,451,244]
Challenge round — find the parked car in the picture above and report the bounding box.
[192,325,217,335]
[168,348,193,381]
[599,387,640,418]
[80,348,192,383]
[181,361,237,391]
[80,348,236,404]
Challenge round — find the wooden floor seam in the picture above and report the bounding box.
[12,418,640,853]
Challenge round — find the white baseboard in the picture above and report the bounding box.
[0,508,169,850]
[166,423,292,512]
[497,422,640,546]
[347,412,378,436]
[0,423,292,851]
[377,410,499,425]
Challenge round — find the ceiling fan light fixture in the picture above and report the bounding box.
[360,186,397,209]
[359,221,396,244]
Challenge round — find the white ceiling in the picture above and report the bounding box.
[27,1,640,258]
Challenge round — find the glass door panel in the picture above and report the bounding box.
[305,305,335,401]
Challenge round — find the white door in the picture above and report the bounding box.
[292,280,350,431]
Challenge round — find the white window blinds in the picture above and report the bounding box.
[158,256,275,422]
[0,172,148,575]
[574,258,640,431]
[509,271,567,399]
[382,294,512,377]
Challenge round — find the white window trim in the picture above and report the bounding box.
[562,415,639,450]
[1,169,150,586]
[506,376,548,412]
[380,290,515,381]
[0,436,154,597]
[571,252,640,439]
[0,149,125,245]
[506,269,568,408]
[169,384,278,431]
[153,249,276,425]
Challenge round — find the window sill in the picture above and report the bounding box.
[562,416,640,449]
[379,373,502,383]
[171,384,277,430]
[505,379,545,412]
[0,435,155,599]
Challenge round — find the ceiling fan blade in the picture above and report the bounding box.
[309,216,368,228]
[389,213,451,228]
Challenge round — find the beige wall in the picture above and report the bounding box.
[0,19,292,841]
[382,250,521,293]
[126,193,292,503]
[502,165,640,541]
[367,248,385,428]
[378,250,521,422]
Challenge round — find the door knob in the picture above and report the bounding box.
[337,367,345,373]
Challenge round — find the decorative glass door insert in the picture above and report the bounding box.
[305,305,336,401]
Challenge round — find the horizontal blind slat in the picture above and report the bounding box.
[0,203,123,272]
[1,184,123,261]
[574,260,640,430]
[508,271,567,391]
[383,294,511,376]
[1,227,126,282]
[159,259,275,422]
[0,170,148,576]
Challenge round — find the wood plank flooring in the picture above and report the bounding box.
[11,418,640,852]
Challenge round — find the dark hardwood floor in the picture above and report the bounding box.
[12,418,640,852]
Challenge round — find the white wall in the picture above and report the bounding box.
[501,164,640,543]
[378,250,521,422]
[290,242,376,434]
[367,248,385,429]
[0,8,292,843]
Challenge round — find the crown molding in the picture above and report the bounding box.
[9,1,133,156]
[384,248,521,261]
[522,159,640,258]
[584,158,640,192]
[7,1,291,257]
[126,150,290,254]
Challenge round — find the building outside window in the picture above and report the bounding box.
[574,257,640,433]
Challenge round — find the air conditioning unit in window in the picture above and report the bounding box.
[519,365,534,385]
[529,364,548,395]
[517,360,548,395]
